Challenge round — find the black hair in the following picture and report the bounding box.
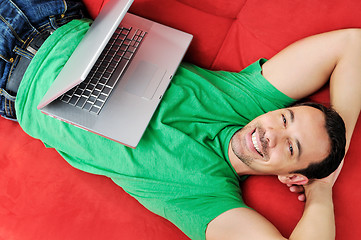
[291,102,346,179]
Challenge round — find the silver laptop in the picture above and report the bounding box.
[37,0,192,148]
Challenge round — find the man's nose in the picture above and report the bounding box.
[265,127,286,148]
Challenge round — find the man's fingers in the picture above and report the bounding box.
[289,185,304,193]
[285,184,306,201]
[298,194,306,202]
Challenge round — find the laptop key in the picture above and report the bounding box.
[102,87,111,96]
[106,75,118,88]
[61,94,70,103]
[69,96,78,105]
[124,51,132,60]
[90,106,100,114]
[76,96,87,108]
[83,102,92,111]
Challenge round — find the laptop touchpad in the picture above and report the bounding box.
[125,61,166,100]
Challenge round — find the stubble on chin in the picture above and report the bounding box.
[230,126,254,167]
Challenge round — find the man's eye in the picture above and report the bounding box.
[289,143,294,155]
[282,114,287,126]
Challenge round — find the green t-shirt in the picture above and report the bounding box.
[16,19,296,240]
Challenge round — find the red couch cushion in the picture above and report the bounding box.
[1,0,360,239]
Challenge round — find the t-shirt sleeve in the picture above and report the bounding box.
[233,58,296,111]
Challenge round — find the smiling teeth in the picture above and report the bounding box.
[252,132,261,155]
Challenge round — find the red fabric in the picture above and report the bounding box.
[1,0,360,239]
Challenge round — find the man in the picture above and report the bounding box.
[207,29,361,240]
[2,1,360,240]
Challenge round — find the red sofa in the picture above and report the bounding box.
[1,0,360,239]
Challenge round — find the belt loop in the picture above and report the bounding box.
[0,88,17,120]
[13,46,34,60]
[5,97,16,120]
[49,16,59,30]
[0,88,16,101]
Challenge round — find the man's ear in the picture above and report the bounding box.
[278,174,309,185]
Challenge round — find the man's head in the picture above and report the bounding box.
[230,102,346,184]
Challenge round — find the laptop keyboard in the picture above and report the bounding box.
[59,25,146,115]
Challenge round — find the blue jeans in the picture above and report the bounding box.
[0,0,88,120]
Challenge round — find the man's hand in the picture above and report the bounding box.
[287,160,344,202]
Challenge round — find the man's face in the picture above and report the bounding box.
[230,106,331,175]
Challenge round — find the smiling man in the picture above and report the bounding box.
[3,2,360,238]
[206,29,361,240]
[229,104,341,178]
[231,106,330,171]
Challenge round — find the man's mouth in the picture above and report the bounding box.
[252,130,263,157]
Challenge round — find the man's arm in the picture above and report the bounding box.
[263,28,361,202]
[207,29,361,240]
[206,181,334,240]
